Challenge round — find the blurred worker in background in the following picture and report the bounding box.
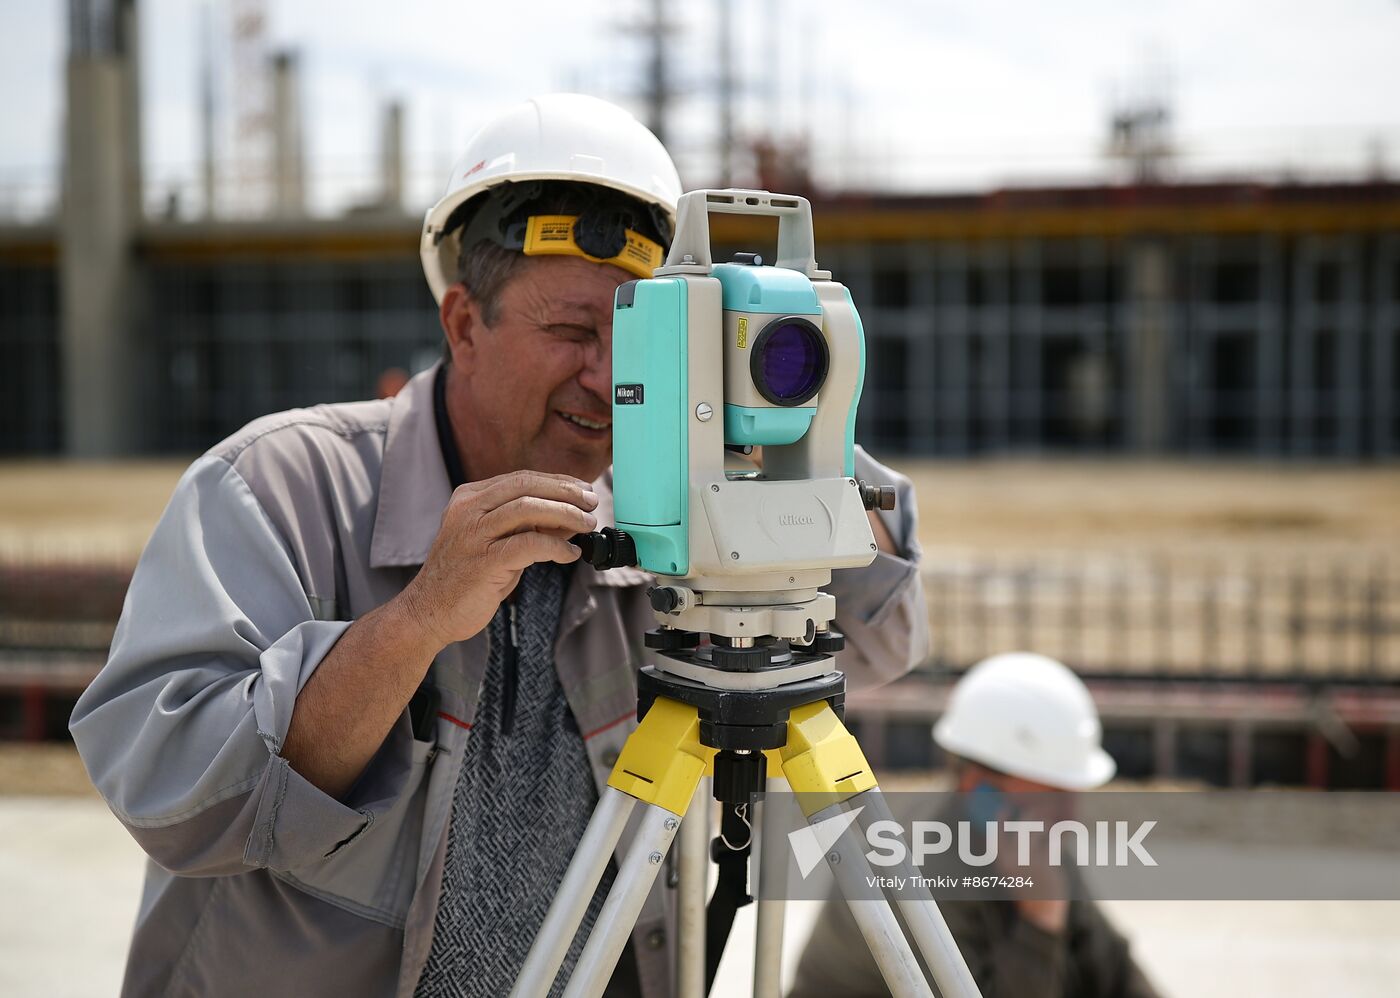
[69,94,927,998]
[792,653,1160,997]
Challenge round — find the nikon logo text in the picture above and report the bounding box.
[778,514,816,526]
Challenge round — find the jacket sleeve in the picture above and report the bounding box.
[69,454,416,877]
[824,446,930,690]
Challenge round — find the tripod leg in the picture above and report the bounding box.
[563,801,686,998]
[856,789,982,998]
[540,697,712,998]
[676,781,709,998]
[511,787,637,998]
[752,899,786,998]
[752,782,787,998]
[779,702,983,998]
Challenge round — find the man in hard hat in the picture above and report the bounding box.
[71,94,928,998]
[792,653,1160,997]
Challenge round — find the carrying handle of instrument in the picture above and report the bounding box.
[659,188,830,280]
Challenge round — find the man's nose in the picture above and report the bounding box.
[578,338,612,403]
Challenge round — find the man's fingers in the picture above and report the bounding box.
[492,531,583,569]
[482,496,597,539]
[461,472,598,514]
[459,469,587,491]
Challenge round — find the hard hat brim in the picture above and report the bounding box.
[933,720,1118,791]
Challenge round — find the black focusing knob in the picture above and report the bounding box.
[571,527,638,569]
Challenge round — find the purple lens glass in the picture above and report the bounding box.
[760,323,824,402]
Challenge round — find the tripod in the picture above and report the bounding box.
[509,618,984,998]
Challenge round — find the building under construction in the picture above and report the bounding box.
[5,0,1400,459]
[4,180,1400,458]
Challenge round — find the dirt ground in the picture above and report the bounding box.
[892,457,1400,558]
[2,457,1398,563]
[0,743,98,796]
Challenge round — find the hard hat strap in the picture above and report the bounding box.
[514,215,663,280]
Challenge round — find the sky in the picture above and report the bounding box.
[1,0,1398,220]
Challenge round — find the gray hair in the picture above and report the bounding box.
[454,237,524,327]
[442,181,670,360]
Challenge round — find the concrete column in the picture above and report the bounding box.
[1228,721,1254,788]
[60,0,142,456]
[271,50,304,217]
[1152,718,1177,780]
[381,100,405,212]
[1126,238,1172,452]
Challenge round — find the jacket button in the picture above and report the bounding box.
[645,929,665,950]
[602,748,620,767]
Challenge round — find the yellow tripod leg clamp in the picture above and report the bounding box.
[606,697,717,815]
[779,701,878,816]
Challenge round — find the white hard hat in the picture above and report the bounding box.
[933,652,1116,790]
[420,93,683,304]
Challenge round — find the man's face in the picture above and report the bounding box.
[444,255,630,483]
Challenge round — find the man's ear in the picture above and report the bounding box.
[440,283,484,368]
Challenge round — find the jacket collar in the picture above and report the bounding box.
[370,363,450,568]
[370,360,651,591]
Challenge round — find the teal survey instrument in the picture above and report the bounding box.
[524,192,982,998]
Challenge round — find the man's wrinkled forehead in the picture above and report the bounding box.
[513,259,629,323]
[518,287,613,326]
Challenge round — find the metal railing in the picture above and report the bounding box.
[921,549,1400,683]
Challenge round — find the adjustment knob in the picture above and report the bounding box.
[571,527,638,569]
[858,481,896,511]
[811,629,846,654]
[648,587,681,613]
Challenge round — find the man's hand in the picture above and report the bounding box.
[399,471,599,652]
[283,470,598,799]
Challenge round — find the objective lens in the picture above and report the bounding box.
[751,317,828,406]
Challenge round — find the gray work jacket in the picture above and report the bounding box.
[70,362,929,998]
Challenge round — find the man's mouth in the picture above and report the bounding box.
[556,410,611,435]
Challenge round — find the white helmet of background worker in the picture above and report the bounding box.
[420,93,683,304]
[932,652,1116,790]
